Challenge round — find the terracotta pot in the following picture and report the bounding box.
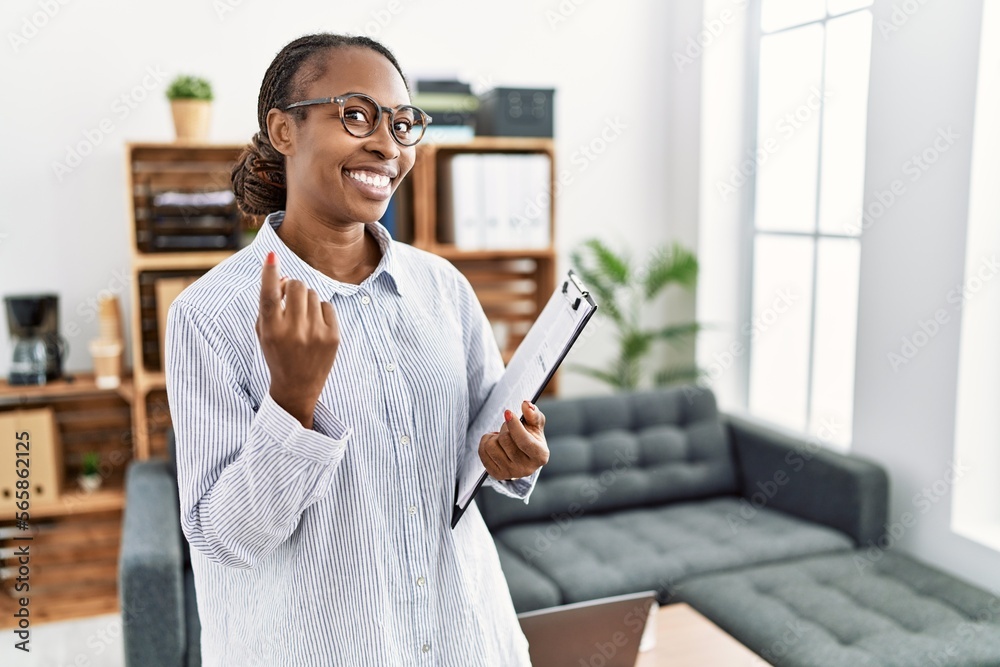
[170,99,211,141]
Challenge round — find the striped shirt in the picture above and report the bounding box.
[164,210,540,666]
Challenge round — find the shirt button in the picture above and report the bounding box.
[400,435,410,445]
[422,643,431,653]
[361,295,371,305]
[417,576,426,587]
[385,362,396,372]
[408,505,417,515]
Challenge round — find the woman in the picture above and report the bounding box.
[165,33,549,666]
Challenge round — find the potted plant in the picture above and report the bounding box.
[568,238,707,390]
[78,452,102,493]
[166,74,213,142]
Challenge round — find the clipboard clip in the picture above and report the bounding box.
[561,270,590,311]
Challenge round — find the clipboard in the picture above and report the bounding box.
[451,269,598,528]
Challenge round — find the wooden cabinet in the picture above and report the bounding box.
[0,374,133,626]
[0,137,557,627]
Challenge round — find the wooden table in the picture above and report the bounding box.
[635,603,770,666]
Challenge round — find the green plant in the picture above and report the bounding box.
[81,452,100,477]
[567,238,706,390]
[166,75,213,101]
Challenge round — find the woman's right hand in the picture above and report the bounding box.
[256,251,340,429]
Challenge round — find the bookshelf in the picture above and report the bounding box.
[410,137,558,389]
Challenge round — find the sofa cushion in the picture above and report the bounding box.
[478,386,738,530]
[492,496,853,605]
[675,551,1000,667]
[494,542,563,613]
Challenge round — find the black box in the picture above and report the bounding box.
[476,87,555,137]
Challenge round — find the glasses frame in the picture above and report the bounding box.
[283,92,433,147]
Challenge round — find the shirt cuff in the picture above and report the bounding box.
[487,466,542,503]
[255,392,352,463]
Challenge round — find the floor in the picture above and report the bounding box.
[0,613,125,666]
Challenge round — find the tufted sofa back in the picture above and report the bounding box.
[477,385,738,531]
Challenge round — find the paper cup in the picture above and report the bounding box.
[90,339,122,389]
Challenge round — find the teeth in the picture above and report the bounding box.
[349,170,390,188]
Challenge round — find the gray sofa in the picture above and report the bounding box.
[119,384,1000,666]
[480,385,1000,666]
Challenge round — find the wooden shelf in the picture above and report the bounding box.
[426,136,558,152]
[133,250,235,271]
[24,487,125,519]
[136,370,166,394]
[0,372,133,404]
[421,245,555,260]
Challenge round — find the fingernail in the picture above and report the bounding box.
[266,251,276,265]
[527,401,536,411]
[504,409,513,422]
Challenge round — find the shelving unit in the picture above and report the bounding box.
[0,373,132,627]
[410,137,558,390]
[125,143,255,460]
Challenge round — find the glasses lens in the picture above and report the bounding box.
[391,106,427,146]
[341,94,380,137]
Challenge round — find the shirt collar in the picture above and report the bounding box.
[251,211,405,299]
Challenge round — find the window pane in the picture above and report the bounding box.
[754,25,824,233]
[827,0,874,16]
[761,0,825,32]
[748,235,814,432]
[808,238,860,449]
[818,11,873,235]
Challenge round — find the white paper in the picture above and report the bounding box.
[455,273,596,509]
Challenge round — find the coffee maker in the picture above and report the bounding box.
[4,294,69,385]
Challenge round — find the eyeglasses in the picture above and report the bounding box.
[283,92,433,147]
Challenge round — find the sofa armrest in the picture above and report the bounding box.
[722,412,888,547]
[119,460,186,667]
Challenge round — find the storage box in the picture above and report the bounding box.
[476,87,555,138]
[155,276,200,364]
[0,407,64,509]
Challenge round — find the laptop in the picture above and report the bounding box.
[517,590,657,667]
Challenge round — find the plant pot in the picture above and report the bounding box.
[78,473,102,494]
[170,99,211,142]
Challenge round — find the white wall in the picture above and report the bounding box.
[852,0,1000,593]
[0,0,701,398]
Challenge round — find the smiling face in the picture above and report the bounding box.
[267,46,416,225]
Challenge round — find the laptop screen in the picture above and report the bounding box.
[517,591,657,667]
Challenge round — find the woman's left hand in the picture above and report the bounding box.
[478,400,549,481]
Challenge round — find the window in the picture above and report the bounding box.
[743,0,873,448]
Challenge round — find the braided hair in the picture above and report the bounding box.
[231,33,407,218]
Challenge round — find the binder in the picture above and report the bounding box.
[451,269,598,528]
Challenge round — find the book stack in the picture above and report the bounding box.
[438,153,552,250]
[412,79,477,144]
